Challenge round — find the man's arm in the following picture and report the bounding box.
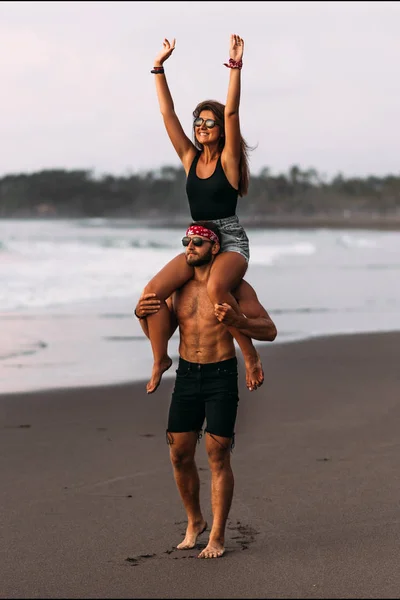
[214,280,277,341]
[134,293,178,340]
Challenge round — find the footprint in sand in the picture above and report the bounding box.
[125,553,155,566]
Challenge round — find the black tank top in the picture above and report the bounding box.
[185,152,238,221]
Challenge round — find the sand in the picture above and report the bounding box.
[1,331,400,599]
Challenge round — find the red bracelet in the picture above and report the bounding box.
[223,58,243,70]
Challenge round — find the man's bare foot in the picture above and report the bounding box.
[244,352,264,391]
[198,539,225,559]
[177,521,207,550]
[146,356,173,394]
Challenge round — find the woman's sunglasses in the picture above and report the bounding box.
[193,117,218,129]
[182,236,214,247]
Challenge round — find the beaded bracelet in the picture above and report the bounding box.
[223,58,243,70]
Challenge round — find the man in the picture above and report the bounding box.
[134,221,277,559]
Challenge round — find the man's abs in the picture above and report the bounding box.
[174,281,236,364]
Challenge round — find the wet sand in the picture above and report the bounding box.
[1,331,400,599]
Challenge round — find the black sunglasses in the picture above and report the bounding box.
[182,236,214,247]
[193,117,218,129]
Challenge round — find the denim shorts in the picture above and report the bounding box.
[167,356,239,441]
[210,215,250,263]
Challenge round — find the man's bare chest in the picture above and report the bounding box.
[174,281,214,321]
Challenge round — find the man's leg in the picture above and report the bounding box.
[167,431,208,549]
[198,432,233,558]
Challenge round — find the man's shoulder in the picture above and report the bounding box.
[234,279,255,299]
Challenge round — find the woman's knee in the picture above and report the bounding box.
[144,258,194,299]
[143,278,170,300]
[143,281,158,296]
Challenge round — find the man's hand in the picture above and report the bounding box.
[214,302,241,327]
[135,293,161,319]
[154,38,176,67]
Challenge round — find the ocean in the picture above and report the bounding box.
[1,218,399,393]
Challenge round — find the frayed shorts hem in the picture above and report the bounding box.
[220,247,249,263]
[166,428,236,451]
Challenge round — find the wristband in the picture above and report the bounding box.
[151,66,165,74]
[223,58,243,70]
[134,308,146,319]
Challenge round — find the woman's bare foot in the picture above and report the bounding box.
[146,356,173,394]
[198,539,225,559]
[177,521,207,550]
[244,352,264,391]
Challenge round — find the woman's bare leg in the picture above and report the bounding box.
[143,253,194,393]
[208,252,264,391]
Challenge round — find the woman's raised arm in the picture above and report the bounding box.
[152,38,196,170]
[222,34,244,166]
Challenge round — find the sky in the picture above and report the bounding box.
[1,0,399,180]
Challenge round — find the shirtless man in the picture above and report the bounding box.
[134,221,277,559]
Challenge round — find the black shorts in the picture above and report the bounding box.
[167,356,239,440]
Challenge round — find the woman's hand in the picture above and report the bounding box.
[229,33,244,63]
[154,38,176,67]
[214,302,240,327]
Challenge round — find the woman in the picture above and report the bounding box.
[141,34,264,394]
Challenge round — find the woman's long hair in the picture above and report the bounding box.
[192,99,252,197]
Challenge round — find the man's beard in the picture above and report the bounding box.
[186,247,213,267]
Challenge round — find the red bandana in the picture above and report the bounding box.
[185,225,219,244]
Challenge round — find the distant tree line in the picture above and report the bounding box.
[1,165,399,224]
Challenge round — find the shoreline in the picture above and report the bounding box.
[2,327,399,398]
[2,214,400,231]
[1,330,400,598]
[1,326,399,398]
